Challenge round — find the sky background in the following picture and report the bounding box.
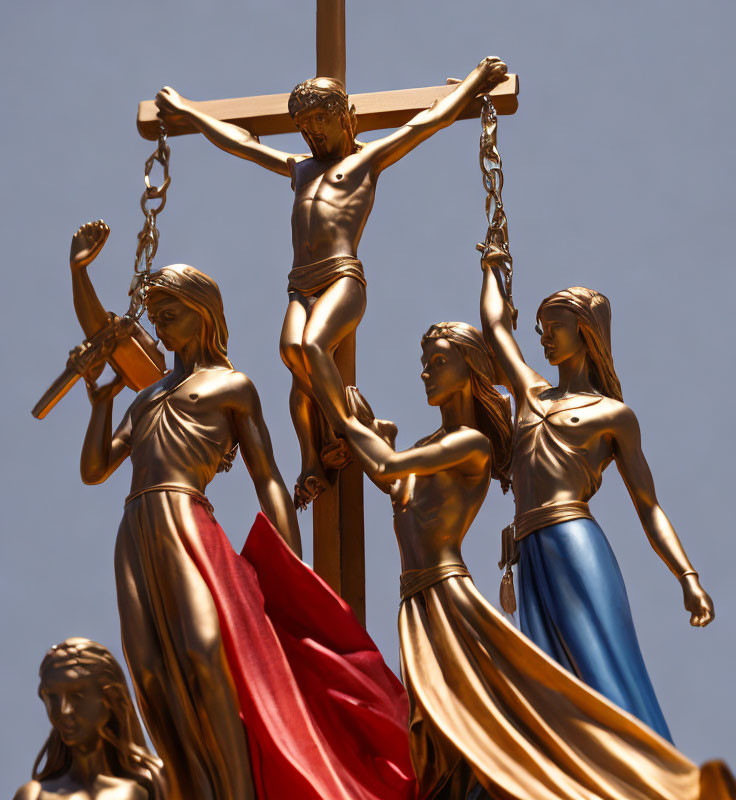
[1,0,734,792]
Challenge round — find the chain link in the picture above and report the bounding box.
[127,122,171,319]
[477,95,517,327]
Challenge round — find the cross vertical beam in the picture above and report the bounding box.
[312,0,366,625]
[317,0,346,86]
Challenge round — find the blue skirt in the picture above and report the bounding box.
[518,516,673,743]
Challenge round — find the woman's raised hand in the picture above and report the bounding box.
[70,220,109,271]
[85,370,125,406]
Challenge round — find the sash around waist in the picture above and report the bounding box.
[400,563,471,602]
[514,500,593,542]
[287,255,365,297]
[124,484,214,513]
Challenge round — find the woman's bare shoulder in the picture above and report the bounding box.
[13,781,41,800]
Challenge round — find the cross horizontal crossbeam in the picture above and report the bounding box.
[137,75,519,140]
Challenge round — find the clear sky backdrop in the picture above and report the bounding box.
[1,0,734,791]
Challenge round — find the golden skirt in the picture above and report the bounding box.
[399,574,703,800]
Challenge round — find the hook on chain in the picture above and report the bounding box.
[477,95,517,328]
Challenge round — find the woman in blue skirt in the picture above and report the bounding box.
[479,251,714,742]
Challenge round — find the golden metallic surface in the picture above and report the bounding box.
[337,332,722,800]
[136,76,519,140]
[480,264,715,626]
[316,0,345,86]
[13,638,166,800]
[79,264,300,800]
[32,222,166,419]
[155,57,509,509]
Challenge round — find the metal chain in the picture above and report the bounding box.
[478,95,517,327]
[127,122,171,319]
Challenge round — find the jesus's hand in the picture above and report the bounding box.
[156,86,190,118]
[478,57,508,93]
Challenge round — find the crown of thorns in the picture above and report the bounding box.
[288,79,350,118]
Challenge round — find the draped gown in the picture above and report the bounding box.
[390,453,732,800]
[510,385,671,739]
[114,367,417,800]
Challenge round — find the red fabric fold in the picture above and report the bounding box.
[183,505,418,800]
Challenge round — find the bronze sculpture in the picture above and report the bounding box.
[336,323,728,800]
[75,254,416,800]
[480,252,714,740]
[79,262,299,800]
[154,57,509,507]
[13,638,166,800]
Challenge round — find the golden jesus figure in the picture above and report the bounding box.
[156,57,507,507]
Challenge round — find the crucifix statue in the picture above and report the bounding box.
[143,0,518,624]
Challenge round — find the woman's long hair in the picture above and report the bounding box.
[145,264,238,472]
[537,287,623,402]
[33,638,166,799]
[422,322,513,492]
[146,264,233,369]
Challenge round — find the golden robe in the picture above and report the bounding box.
[399,565,732,800]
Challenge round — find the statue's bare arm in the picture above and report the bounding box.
[80,374,132,485]
[480,261,544,401]
[343,388,490,484]
[69,220,112,339]
[612,404,715,626]
[228,373,302,557]
[366,58,508,175]
[156,87,301,177]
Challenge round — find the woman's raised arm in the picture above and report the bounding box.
[480,256,543,401]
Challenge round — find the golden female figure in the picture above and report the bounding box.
[338,323,728,800]
[13,638,166,800]
[80,263,299,800]
[479,254,714,741]
[155,58,508,506]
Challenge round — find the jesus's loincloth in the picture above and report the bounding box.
[287,255,365,298]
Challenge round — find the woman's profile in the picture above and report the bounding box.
[13,638,166,800]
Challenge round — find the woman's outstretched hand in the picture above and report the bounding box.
[681,574,715,627]
[346,386,398,448]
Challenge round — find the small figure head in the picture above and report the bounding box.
[145,264,232,368]
[421,322,513,490]
[288,78,358,159]
[33,638,164,796]
[536,287,622,401]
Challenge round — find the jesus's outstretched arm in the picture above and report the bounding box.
[156,86,300,177]
[366,57,508,174]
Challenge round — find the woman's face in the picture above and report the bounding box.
[146,291,202,353]
[40,666,109,748]
[421,337,470,406]
[537,305,586,366]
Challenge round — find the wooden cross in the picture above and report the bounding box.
[137,0,518,625]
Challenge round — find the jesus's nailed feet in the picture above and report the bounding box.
[320,438,352,471]
[293,474,327,511]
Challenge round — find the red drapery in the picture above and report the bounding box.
[184,506,418,800]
